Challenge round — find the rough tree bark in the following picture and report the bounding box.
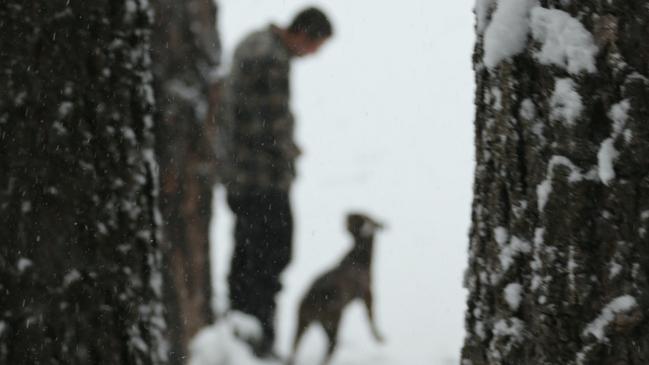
[0,1,167,364]
[463,1,649,364]
[150,0,221,362]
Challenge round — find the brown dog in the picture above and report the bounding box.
[287,213,385,365]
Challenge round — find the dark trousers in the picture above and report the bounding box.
[227,188,293,345]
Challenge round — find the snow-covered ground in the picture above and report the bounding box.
[202,1,476,364]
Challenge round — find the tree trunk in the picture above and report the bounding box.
[0,1,167,364]
[463,1,649,364]
[150,0,221,362]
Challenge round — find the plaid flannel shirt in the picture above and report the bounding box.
[221,25,300,193]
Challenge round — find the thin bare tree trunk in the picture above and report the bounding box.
[150,0,221,362]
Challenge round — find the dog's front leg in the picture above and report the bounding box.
[363,289,385,343]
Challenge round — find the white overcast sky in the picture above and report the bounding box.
[212,1,476,364]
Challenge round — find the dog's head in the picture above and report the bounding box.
[346,212,384,239]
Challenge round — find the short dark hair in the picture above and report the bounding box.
[288,7,333,40]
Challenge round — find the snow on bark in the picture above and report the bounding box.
[597,100,631,185]
[529,228,546,292]
[489,318,525,361]
[483,0,537,69]
[609,261,622,279]
[519,98,536,121]
[475,0,497,34]
[500,235,531,272]
[550,78,583,127]
[493,227,532,275]
[482,3,598,74]
[529,7,598,74]
[583,295,637,342]
[536,155,597,212]
[16,258,33,272]
[597,139,618,185]
[504,283,523,311]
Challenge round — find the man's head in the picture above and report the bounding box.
[284,7,333,57]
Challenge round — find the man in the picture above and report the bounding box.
[220,7,333,357]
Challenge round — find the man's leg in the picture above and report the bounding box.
[250,189,293,353]
[226,190,257,314]
[226,188,293,356]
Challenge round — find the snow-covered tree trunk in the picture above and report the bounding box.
[463,1,649,364]
[150,0,221,362]
[0,1,167,364]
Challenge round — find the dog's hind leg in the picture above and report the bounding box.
[286,315,309,365]
[320,315,341,365]
[363,290,385,343]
